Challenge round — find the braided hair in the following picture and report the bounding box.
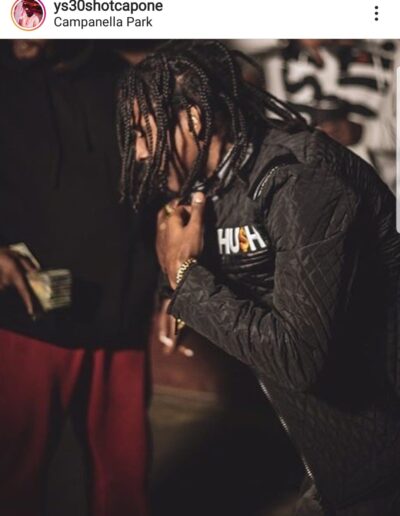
[117,40,306,210]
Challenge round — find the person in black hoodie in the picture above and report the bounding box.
[117,41,400,515]
[0,40,157,516]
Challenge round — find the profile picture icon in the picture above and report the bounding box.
[12,0,46,30]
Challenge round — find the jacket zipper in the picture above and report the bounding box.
[258,377,316,483]
[253,162,319,489]
[252,165,281,200]
[250,153,299,201]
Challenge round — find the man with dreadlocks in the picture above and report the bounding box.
[118,41,400,515]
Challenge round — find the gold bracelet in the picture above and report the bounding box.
[176,258,197,287]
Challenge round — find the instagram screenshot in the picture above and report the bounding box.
[0,2,399,516]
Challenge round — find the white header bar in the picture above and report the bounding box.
[0,0,398,39]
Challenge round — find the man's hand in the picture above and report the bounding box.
[0,248,38,316]
[158,298,177,352]
[158,298,194,357]
[156,192,206,289]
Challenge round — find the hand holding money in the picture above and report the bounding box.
[4,243,72,317]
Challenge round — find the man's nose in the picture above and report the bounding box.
[136,137,150,161]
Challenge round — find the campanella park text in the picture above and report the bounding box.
[54,15,153,27]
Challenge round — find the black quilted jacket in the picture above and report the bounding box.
[169,126,400,511]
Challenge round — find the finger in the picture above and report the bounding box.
[8,250,39,272]
[158,205,185,232]
[164,199,180,217]
[158,300,176,352]
[160,333,175,350]
[168,313,176,341]
[178,345,194,358]
[12,272,34,315]
[158,312,167,337]
[162,314,178,354]
[189,192,206,228]
[17,255,38,273]
[157,208,166,225]
[158,310,173,347]
[158,199,180,223]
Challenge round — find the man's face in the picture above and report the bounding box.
[132,99,201,193]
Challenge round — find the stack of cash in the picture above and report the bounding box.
[10,242,72,312]
[27,269,72,312]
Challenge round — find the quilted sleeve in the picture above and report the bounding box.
[168,168,359,392]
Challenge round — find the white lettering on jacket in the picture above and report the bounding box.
[217,225,267,255]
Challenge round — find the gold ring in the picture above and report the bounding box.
[176,318,186,331]
[164,204,174,217]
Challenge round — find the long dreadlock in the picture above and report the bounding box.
[117,40,306,211]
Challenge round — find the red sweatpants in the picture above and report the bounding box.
[0,329,148,516]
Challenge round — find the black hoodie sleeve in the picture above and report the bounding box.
[168,166,359,392]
